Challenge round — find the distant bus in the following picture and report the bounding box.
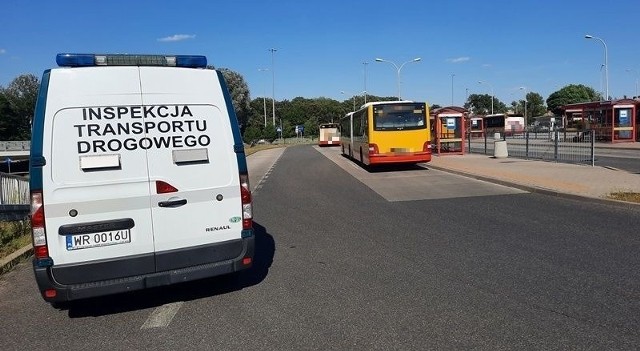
[484,113,525,137]
[340,101,432,165]
[318,122,340,146]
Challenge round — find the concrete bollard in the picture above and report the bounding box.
[494,140,508,158]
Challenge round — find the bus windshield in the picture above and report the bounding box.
[373,103,426,131]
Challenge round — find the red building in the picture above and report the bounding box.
[561,99,639,143]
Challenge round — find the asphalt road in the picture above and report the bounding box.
[1,145,640,350]
[594,148,640,174]
[595,155,640,174]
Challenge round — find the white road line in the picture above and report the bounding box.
[141,302,184,329]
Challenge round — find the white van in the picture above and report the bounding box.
[29,53,254,304]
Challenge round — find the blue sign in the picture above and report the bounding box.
[446,118,456,128]
[277,127,282,132]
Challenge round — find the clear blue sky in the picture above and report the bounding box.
[2,0,640,107]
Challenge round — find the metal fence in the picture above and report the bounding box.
[0,172,30,220]
[468,130,595,166]
[0,141,30,151]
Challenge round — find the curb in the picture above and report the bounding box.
[0,244,32,274]
[427,164,640,209]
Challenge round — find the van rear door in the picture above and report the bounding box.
[139,67,244,271]
[43,67,156,284]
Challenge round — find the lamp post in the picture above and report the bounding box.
[625,68,639,97]
[519,86,527,127]
[375,57,421,100]
[269,48,277,125]
[451,73,456,106]
[478,80,494,115]
[585,34,608,100]
[258,68,269,126]
[465,87,469,109]
[600,64,605,100]
[363,61,369,103]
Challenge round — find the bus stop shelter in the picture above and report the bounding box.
[561,99,639,143]
[430,106,467,155]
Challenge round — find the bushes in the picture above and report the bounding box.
[0,220,31,258]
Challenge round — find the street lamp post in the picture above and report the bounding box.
[269,48,277,125]
[520,86,527,127]
[478,80,494,115]
[258,68,269,126]
[465,87,470,112]
[375,57,421,100]
[363,61,369,103]
[600,64,605,100]
[585,34,609,100]
[451,74,456,106]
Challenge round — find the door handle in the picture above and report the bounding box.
[158,199,187,208]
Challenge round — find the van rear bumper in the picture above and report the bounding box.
[33,236,254,303]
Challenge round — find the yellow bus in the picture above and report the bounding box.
[318,122,340,146]
[340,101,432,165]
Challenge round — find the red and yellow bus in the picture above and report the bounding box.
[340,101,432,165]
[318,122,340,146]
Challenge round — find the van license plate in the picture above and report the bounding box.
[66,229,131,250]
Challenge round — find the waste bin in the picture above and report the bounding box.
[494,140,508,158]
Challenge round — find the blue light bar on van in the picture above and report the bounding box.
[56,53,207,68]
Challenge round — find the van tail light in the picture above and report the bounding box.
[239,173,253,230]
[30,191,50,262]
[368,143,379,155]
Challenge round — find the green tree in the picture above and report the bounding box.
[219,68,251,131]
[207,66,251,132]
[0,93,13,139]
[546,84,600,115]
[242,125,262,144]
[263,124,277,141]
[512,91,547,120]
[510,100,520,114]
[466,93,507,115]
[526,92,546,118]
[304,116,319,138]
[1,74,40,140]
[249,97,271,129]
[280,119,294,138]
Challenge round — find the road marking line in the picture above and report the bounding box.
[141,302,183,329]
